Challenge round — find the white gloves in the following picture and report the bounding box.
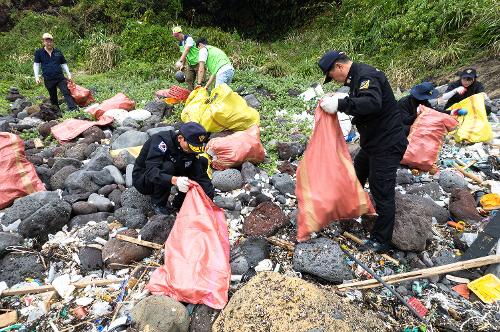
[320,96,339,114]
[456,86,467,95]
[175,61,184,70]
[176,176,189,193]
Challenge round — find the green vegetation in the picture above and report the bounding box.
[0,0,498,168]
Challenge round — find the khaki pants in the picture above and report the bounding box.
[184,63,199,91]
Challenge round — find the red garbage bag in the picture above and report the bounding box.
[296,105,375,241]
[50,116,113,143]
[206,125,265,170]
[401,105,458,172]
[147,181,230,309]
[86,93,135,119]
[67,80,95,107]
[0,133,46,209]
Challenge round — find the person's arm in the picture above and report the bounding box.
[205,74,216,89]
[197,61,206,87]
[179,45,190,64]
[338,76,383,116]
[143,136,175,185]
[61,63,72,80]
[33,63,41,84]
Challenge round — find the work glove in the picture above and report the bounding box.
[176,176,189,193]
[456,86,467,95]
[320,96,339,114]
[175,61,184,70]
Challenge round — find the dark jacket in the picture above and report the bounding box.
[337,62,408,153]
[397,95,431,136]
[444,80,485,110]
[34,47,67,80]
[132,130,210,190]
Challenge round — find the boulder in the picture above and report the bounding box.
[112,149,136,171]
[98,184,118,197]
[120,187,153,213]
[213,272,383,332]
[114,207,147,229]
[51,157,83,173]
[0,232,23,257]
[1,191,60,225]
[81,126,105,144]
[76,221,109,243]
[146,126,175,137]
[230,237,270,275]
[243,94,261,109]
[449,188,482,223]
[84,146,113,171]
[103,165,125,185]
[407,182,442,200]
[140,215,176,244]
[131,295,189,332]
[102,229,152,269]
[189,305,220,332]
[65,143,89,160]
[35,166,54,190]
[108,189,122,209]
[276,141,305,161]
[64,170,104,194]
[293,237,353,283]
[213,196,237,210]
[0,253,45,287]
[78,246,104,272]
[271,173,295,195]
[72,201,98,215]
[212,169,243,192]
[438,170,469,193]
[88,193,114,212]
[240,161,259,183]
[50,165,78,190]
[18,200,72,241]
[37,120,58,137]
[396,169,414,185]
[112,130,149,150]
[128,109,152,121]
[277,161,297,176]
[125,164,134,187]
[144,100,168,117]
[243,202,289,237]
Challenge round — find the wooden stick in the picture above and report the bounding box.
[343,232,400,266]
[116,234,163,250]
[267,236,295,252]
[453,162,484,184]
[1,278,124,297]
[337,254,500,290]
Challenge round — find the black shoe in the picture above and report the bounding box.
[360,239,391,253]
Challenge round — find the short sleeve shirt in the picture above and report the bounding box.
[34,48,66,80]
[198,48,208,62]
[183,36,195,47]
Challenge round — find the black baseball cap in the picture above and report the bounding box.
[410,82,439,100]
[318,50,346,84]
[179,122,208,153]
[460,68,477,79]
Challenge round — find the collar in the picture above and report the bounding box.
[344,62,357,87]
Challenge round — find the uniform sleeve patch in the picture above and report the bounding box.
[157,141,167,152]
[360,79,370,90]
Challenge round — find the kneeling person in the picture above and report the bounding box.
[132,122,214,214]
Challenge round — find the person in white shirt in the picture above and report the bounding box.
[195,38,234,89]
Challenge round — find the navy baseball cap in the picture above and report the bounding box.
[318,50,346,84]
[410,82,439,100]
[179,122,208,153]
[461,68,477,79]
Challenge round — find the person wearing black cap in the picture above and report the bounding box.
[442,68,488,113]
[398,82,439,135]
[132,122,214,215]
[318,50,408,253]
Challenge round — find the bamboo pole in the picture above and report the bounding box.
[343,232,400,266]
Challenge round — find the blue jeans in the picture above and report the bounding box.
[215,68,234,86]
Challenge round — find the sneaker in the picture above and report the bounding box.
[360,239,391,253]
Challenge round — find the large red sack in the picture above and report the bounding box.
[67,80,95,107]
[50,116,113,143]
[0,133,46,209]
[147,181,230,309]
[401,105,458,172]
[296,105,375,241]
[86,93,135,119]
[206,125,265,170]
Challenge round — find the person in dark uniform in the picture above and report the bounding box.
[398,82,439,136]
[132,122,214,215]
[442,68,490,114]
[318,50,408,253]
[33,33,77,111]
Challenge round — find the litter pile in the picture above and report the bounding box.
[0,82,499,332]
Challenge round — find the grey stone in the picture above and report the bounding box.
[50,165,78,190]
[122,117,140,129]
[432,249,458,266]
[103,165,125,185]
[243,94,261,109]
[16,110,29,120]
[126,164,134,187]
[18,200,72,241]
[213,196,237,210]
[0,253,45,287]
[140,215,176,244]
[276,142,305,161]
[64,170,100,194]
[84,146,113,171]
[0,116,16,132]
[78,246,103,272]
[88,193,114,212]
[407,182,442,200]
[131,295,189,332]
[293,237,353,283]
[254,193,272,205]
[144,100,167,116]
[11,98,31,114]
[17,116,43,128]
[38,120,59,137]
[90,169,114,186]
[0,232,23,257]
[98,184,118,197]
[438,170,469,193]
[112,149,136,171]
[63,192,92,204]
[72,201,98,215]
[396,285,409,297]
[230,237,270,274]
[189,305,220,332]
[51,157,83,173]
[240,162,259,183]
[102,229,152,269]
[421,251,434,268]
[120,187,153,213]
[396,169,414,185]
[271,173,295,195]
[275,195,287,204]
[35,166,53,190]
[1,191,60,225]
[237,193,252,206]
[146,126,174,136]
[212,169,244,192]
[76,221,109,243]
[65,143,89,160]
[112,130,149,150]
[69,212,112,229]
[81,126,105,144]
[108,189,122,209]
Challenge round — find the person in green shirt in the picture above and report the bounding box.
[195,38,234,89]
[172,26,199,91]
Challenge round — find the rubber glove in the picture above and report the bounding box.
[320,96,339,114]
[176,176,189,193]
[456,86,467,95]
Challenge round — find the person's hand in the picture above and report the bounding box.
[320,96,339,114]
[176,176,189,193]
[456,86,467,95]
[67,73,72,80]
[35,77,41,85]
[175,61,184,70]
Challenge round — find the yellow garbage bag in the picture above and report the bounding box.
[181,84,260,132]
[451,93,493,143]
[110,145,143,159]
[480,193,500,210]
